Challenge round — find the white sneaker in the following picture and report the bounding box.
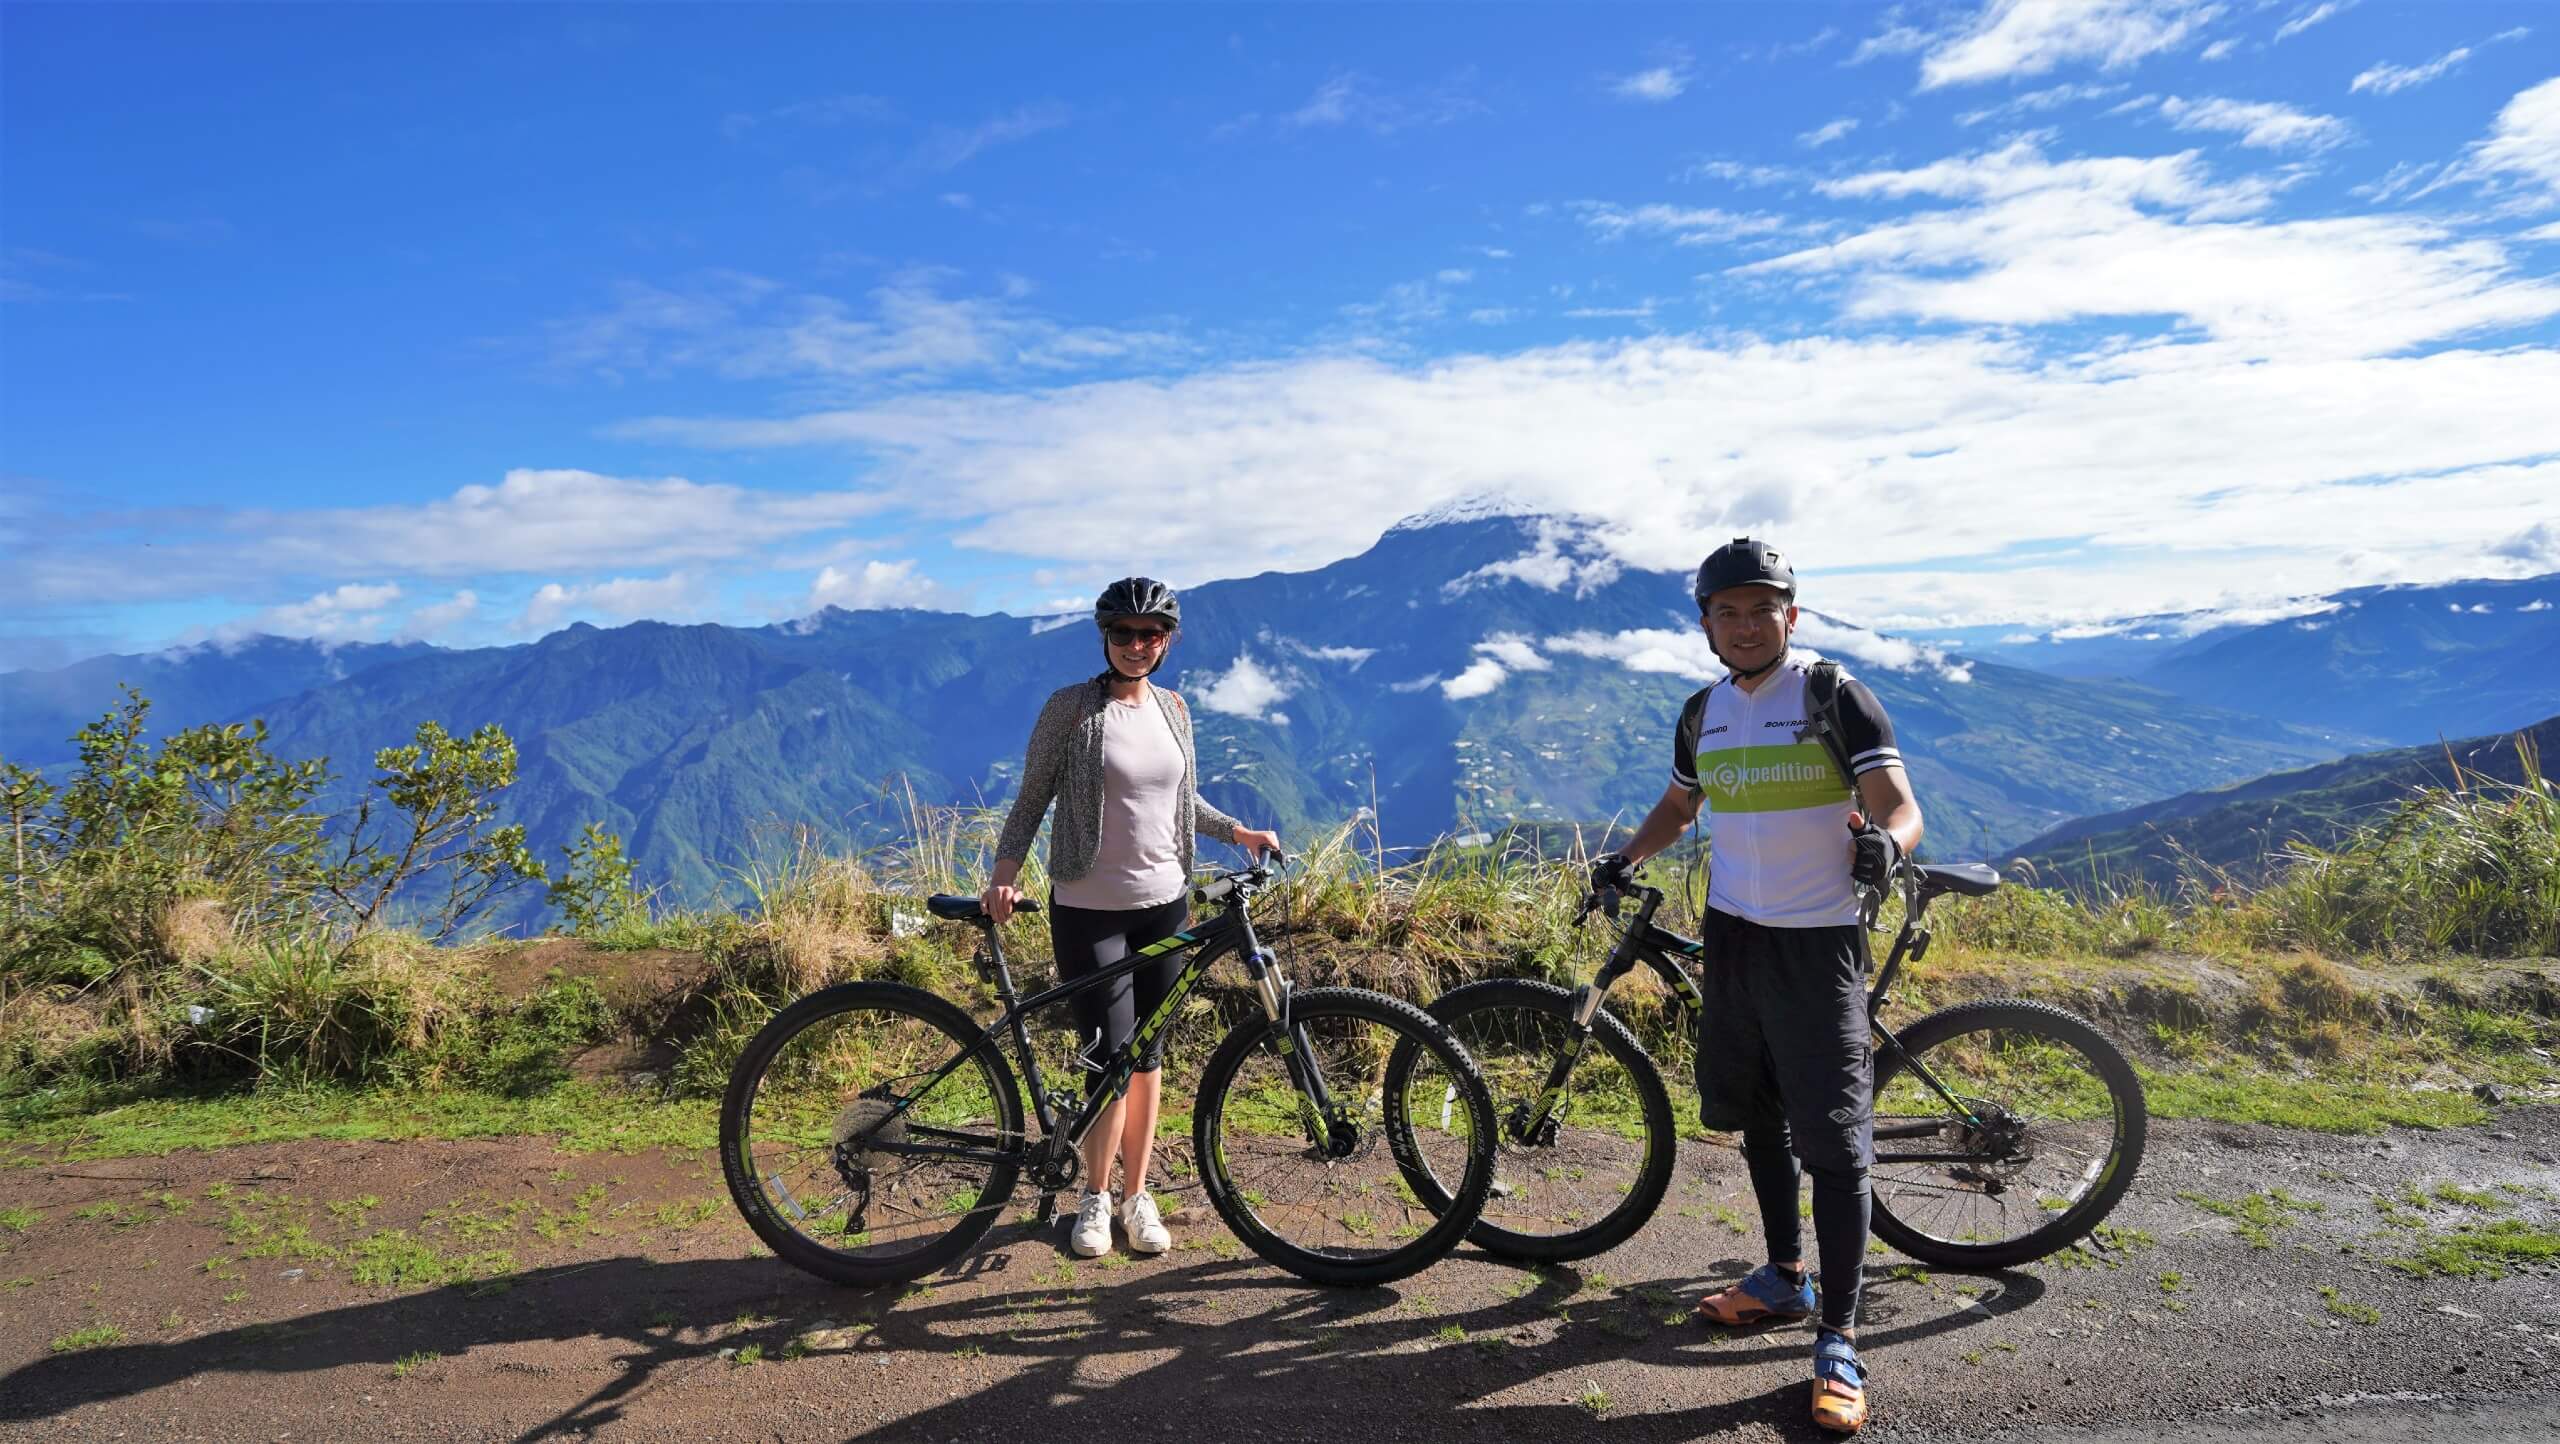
[1120,1190,1172,1255]
[1069,1190,1114,1257]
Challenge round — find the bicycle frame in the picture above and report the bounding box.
[839,873,1340,1181]
[1521,872,1993,1162]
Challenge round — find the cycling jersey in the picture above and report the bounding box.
[1669,655,1902,927]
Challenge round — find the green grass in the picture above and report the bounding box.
[731,1343,765,1366]
[1576,1380,1611,1416]
[390,1350,439,1378]
[49,1323,127,1352]
[2178,1189,2324,1249]
[344,1230,516,1289]
[0,1080,713,1164]
[0,1206,36,1233]
[2142,1068,2489,1134]
[2385,1220,2560,1280]
[2318,1286,2381,1326]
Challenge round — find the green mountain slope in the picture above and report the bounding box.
[2010,715,2560,892]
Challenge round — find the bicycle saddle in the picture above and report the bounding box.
[1914,863,2001,899]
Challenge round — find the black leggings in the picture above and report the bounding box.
[1741,1124,1870,1333]
[1048,896,1189,1095]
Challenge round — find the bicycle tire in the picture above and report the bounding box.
[1396,979,1677,1262]
[720,981,1023,1287]
[1869,998,2147,1270]
[1192,986,1498,1287]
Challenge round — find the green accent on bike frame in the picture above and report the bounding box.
[1130,940,1208,1050]
[1689,742,1852,813]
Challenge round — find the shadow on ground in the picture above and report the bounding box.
[1,1222,2043,1442]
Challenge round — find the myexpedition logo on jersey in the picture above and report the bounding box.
[1693,742,1851,813]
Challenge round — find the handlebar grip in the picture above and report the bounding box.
[1015,898,1042,916]
[1193,876,1238,904]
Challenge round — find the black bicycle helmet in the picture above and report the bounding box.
[1094,577,1181,630]
[1692,537,1796,609]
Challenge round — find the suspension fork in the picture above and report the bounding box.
[1236,911,1338,1151]
[1515,890,1660,1141]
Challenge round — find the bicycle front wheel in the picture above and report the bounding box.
[1398,979,1676,1262]
[1193,987,1497,1287]
[720,981,1023,1287]
[1869,999,2147,1270]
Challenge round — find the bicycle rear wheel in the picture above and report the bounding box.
[1869,999,2146,1270]
[1193,987,1497,1287]
[1397,979,1676,1262]
[720,981,1022,1286]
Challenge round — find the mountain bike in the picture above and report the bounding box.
[1388,859,2147,1270]
[719,859,1500,1288]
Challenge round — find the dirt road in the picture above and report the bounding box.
[4,1108,2555,1442]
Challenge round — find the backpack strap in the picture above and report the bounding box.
[1799,660,1857,791]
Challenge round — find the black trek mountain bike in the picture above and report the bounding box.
[1387,859,2148,1270]
[719,860,1500,1288]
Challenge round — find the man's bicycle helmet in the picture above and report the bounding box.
[1692,537,1796,609]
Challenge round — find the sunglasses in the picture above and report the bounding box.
[1106,625,1172,648]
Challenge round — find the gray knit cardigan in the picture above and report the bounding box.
[994,677,1245,885]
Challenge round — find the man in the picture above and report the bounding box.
[1592,537,1922,1435]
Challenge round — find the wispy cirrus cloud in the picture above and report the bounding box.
[1956,81,2126,127]
[1570,202,1796,247]
[1799,117,1861,148]
[719,93,896,140]
[2351,48,2471,96]
[904,102,1072,173]
[540,269,1182,387]
[2272,2,2347,44]
[1222,70,1487,139]
[2155,95,2353,152]
[1912,0,2224,90]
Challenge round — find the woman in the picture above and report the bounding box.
[981,576,1282,1259]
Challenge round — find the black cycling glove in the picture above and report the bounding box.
[1588,851,1635,894]
[1850,822,1901,890]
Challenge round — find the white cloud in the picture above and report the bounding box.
[2351,48,2470,96]
[1445,520,1625,598]
[1028,613,1083,635]
[2492,521,2560,568]
[805,558,949,612]
[1793,614,1975,683]
[1571,202,1794,246]
[1253,71,1486,137]
[2156,95,2352,152]
[1436,268,1475,284]
[1475,632,1552,673]
[1439,657,1512,700]
[2522,599,2554,613]
[1956,82,2125,126]
[1800,117,1861,148]
[905,102,1072,174]
[1752,140,2560,359]
[1467,307,1517,325]
[210,582,404,643]
[1917,0,2223,90]
[1439,633,1553,701]
[1190,652,1293,720]
[2465,77,2560,201]
[1388,673,1444,693]
[543,269,1181,386]
[397,590,478,642]
[1613,67,1688,102]
[1544,627,1723,681]
[2199,37,2238,61]
[513,574,706,635]
[2272,2,2344,43]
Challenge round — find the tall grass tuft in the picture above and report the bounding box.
[2250,738,2559,959]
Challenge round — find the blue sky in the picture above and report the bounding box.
[6,0,2558,670]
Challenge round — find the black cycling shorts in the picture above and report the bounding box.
[1048,895,1190,1084]
[1693,908,1874,1175]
